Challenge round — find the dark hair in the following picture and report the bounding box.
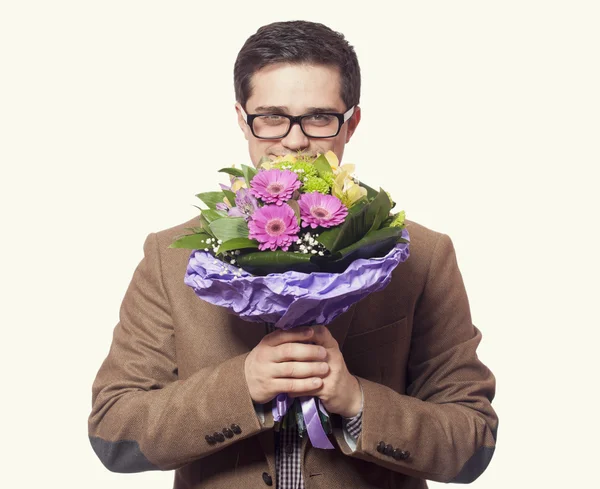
[234,20,361,110]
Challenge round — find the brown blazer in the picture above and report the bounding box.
[88,217,498,488]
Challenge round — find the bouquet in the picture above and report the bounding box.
[170,151,410,449]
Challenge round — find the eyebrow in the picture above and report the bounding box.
[253,105,342,114]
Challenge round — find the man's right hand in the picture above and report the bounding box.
[244,327,330,404]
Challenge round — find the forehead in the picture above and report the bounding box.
[246,63,345,114]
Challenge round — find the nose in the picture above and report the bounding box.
[280,121,310,152]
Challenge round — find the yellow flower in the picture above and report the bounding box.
[324,150,340,171]
[231,178,247,192]
[332,167,367,208]
[272,154,297,164]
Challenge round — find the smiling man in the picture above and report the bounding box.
[89,21,498,489]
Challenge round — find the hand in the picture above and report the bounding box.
[244,327,330,404]
[288,325,362,418]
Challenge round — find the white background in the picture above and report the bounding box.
[1,1,598,488]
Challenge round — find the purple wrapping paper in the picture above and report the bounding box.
[184,228,410,330]
[183,228,410,449]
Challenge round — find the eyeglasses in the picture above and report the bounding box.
[240,106,356,139]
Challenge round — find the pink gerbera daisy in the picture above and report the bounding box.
[250,169,302,205]
[248,204,300,251]
[298,192,348,229]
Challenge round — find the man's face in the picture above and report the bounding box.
[235,63,361,168]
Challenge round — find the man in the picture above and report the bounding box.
[89,20,498,489]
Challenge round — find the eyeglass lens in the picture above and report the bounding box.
[252,114,339,138]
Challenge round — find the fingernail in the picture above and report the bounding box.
[312,378,320,386]
[304,328,313,336]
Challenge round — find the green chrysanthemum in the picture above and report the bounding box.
[390,210,406,228]
[302,176,330,194]
[273,160,319,179]
[321,172,335,187]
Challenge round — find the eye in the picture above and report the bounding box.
[258,115,286,125]
[305,114,335,125]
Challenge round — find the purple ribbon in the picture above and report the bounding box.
[271,393,334,449]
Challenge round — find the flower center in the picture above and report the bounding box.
[267,182,284,194]
[310,206,331,220]
[266,218,286,236]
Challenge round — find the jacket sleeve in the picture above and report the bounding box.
[333,233,498,483]
[88,233,270,473]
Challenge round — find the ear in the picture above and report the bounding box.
[235,102,250,141]
[345,105,361,143]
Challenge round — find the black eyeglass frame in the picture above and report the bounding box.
[240,106,356,140]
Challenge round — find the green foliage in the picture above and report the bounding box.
[366,188,393,234]
[317,200,369,253]
[222,189,236,206]
[356,180,379,201]
[236,251,319,275]
[196,191,226,209]
[201,209,228,224]
[208,217,249,242]
[313,227,407,273]
[216,238,259,255]
[218,167,244,178]
[312,154,333,178]
[316,189,391,253]
[168,233,213,249]
[241,164,258,188]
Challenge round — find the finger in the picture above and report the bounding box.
[308,325,338,349]
[263,327,314,347]
[273,361,329,379]
[287,387,323,399]
[272,377,323,394]
[272,342,327,362]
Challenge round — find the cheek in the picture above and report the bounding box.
[248,139,274,165]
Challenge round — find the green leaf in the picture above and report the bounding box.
[241,164,258,187]
[366,188,393,234]
[236,251,319,275]
[218,167,244,178]
[199,213,216,237]
[196,191,225,209]
[316,189,393,253]
[183,226,204,234]
[222,189,236,206]
[168,233,212,249]
[287,199,301,221]
[209,217,249,242]
[357,180,379,201]
[216,238,259,255]
[316,200,370,253]
[313,227,405,272]
[201,209,228,224]
[313,154,333,177]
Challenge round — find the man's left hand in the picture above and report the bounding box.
[288,325,362,418]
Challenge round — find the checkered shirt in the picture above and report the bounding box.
[264,323,363,489]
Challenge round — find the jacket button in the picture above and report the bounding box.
[384,444,394,456]
[262,472,273,486]
[214,432,225,443]
[205,435,216,445]
[223,428,234,438]
[231,423,242,435]
[377,441,386,453]
[400,450,411,460]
